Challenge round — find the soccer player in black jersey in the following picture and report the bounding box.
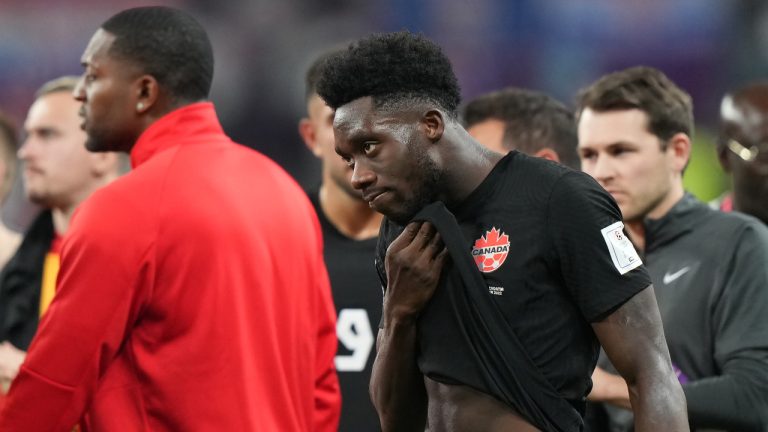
[577,67,768,431]
[316,32,687,432]
[718,82,768,226]
[298,51,384,431]
[462,87,580,169]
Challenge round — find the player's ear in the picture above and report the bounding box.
[533,147,561,163]
[298,119,322,158]
[422,109,445,143]
[666,132,691,174]
[134,74,159,114]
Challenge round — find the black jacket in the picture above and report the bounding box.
[0,210,54,350]
[595,194,768,432]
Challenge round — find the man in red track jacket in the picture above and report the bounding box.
[0,7,340,431]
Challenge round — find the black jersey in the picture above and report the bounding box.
[308,189,382,432]
[375,152,651,431]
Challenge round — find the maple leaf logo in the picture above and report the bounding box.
[471,227,510,273]
[474,228,509,249]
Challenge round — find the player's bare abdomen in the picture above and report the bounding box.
[425,376,541,432]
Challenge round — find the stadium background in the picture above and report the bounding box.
[2,0,766,230]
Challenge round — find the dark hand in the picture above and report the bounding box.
[384,221,449,321]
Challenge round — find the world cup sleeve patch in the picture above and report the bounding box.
[600,221,642,275]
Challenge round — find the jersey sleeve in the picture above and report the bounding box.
[548,171,651,322]
[0,190,153,430]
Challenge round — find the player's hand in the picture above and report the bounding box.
[383,221,448,322]
[0,341,26,394]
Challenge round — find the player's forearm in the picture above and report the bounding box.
[629,371,688,432]
[370,313,427,432]
[684,371,768,431]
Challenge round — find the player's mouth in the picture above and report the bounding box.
[363,190,387,208]
[79,107,87,130]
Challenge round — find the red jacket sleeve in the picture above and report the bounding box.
[0,195,153,431]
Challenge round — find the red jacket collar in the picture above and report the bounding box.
[130,102,226,168]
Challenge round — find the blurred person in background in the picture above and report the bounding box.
[0,113,21,270]
[717,82,768,226]
[462,86,580,169]
[577,66,768,432]
[0,76,125,398]
[0,7,340,431]
[299,50,383,432]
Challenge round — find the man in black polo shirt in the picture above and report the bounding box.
[298,51,384,431]
[316,32,687,432]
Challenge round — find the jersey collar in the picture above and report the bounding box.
[130,102,226,168]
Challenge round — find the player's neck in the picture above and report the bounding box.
[441,128,505,207]
[646,181,685,221]
[320,183,382,241]
[52,205,76,236]
[627,181,686,252]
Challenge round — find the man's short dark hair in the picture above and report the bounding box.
[0,112,17,203]
[463,87,580,168]
[102,6,214,103]
[305,49,343,102]
[35,75,79,99]
[316,31,461,117]
[575,66,693,147]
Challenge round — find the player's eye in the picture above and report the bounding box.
[609,147,630,157]
[362,141,377,155]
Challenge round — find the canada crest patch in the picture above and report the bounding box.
[472,227,510,273]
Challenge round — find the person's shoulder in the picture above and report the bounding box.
[692,201,768,245]
[510,150,571,173]
[69,171,155,240]
[547,165,608,200]
[715,209,768,238]
[225,142,309,194]
[696,199,764,229]
[506,151,587,190]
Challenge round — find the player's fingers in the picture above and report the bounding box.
[412,221,437,250]
[388,222,422,253]
[434,247,450,268]
[424,230,445,259]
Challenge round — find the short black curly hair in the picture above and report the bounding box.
[316,31,461,117]
[304,49,342,102]
[102,6,214,104]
